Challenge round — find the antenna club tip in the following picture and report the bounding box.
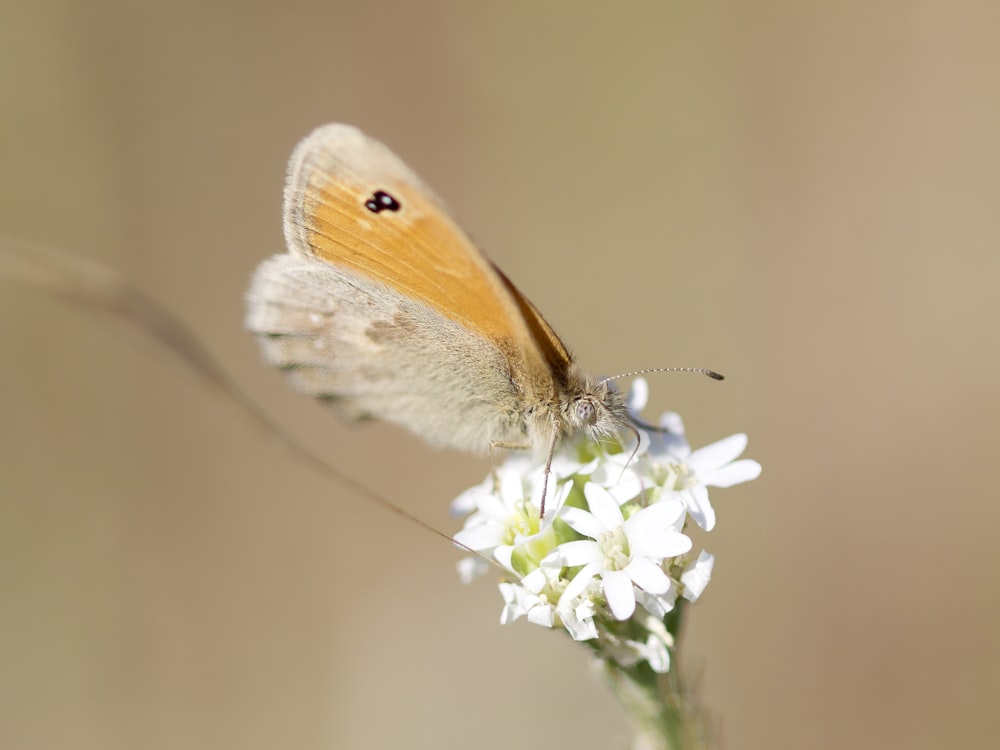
[707,370,725,381]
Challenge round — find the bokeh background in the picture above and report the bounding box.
[2,2,998,749]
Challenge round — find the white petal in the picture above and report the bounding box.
[644,635,671,674]
[529,475,571,516]
[583,484,625,529]
[602,468,645,505]
[554,539,602,567]
[551,451,598,478]
[680,485,716,531]
[591,435,649,486]
[449,496,475,519]
[635,588,677,619]
[591,430,649,478]
[498,468,527,506]
[560,601,598,641]
[627,376,649,413]
[575,597,597,622]
[625,556,672,594]
[681,551,715,602]
[629,497,685,528]
[493,545,515,572]
[703,459,762,488]
[526,603,555,628]
[456,556,488,584]
[449,482,490,517]
[521,567,548,594]
[688,433,747,472]
[588,460,626,486]
[624,501,687,558]
[659,411,686,437]
[477,492,514,522]
[499,582,531,623]
[629,529,692,563]
[648,413,688,456]
[560,506,609,539]
[453,523,503,551]
[660,531,693,559]
[603,569,636,620]
[561,561,602,604]
[565,618,598,641]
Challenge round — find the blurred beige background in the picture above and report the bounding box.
[2,2,998,749]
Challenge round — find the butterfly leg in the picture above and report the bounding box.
[487,439,531,495]
[487,430,559,519]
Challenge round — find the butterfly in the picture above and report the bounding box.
[246,125,719,512]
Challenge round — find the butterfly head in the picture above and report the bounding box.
[559,369,631,443]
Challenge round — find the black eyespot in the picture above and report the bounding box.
[365,190,401,213]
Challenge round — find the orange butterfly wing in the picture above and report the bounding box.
[284,124,573,392]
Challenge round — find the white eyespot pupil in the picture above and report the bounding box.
[365,190,401,213]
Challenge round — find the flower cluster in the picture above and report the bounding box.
[451,379,761,673]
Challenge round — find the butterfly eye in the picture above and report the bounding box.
[575,397,597,426]
[365,190,401,214]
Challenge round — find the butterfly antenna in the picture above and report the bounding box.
[598,366,725,386]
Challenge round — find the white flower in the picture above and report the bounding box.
[670,432,761,531]
[452,464,570,578]
[635,411,762,532]
[614,615,675,674]
[633,615,675,673]
[499,581,555,627]
[499,567,599,640]
[550,574,600,641]
[592,613,675,674]
[636,632,671,674]
[549,484,692,621]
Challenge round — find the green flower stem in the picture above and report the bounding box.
[598,602,715,750]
